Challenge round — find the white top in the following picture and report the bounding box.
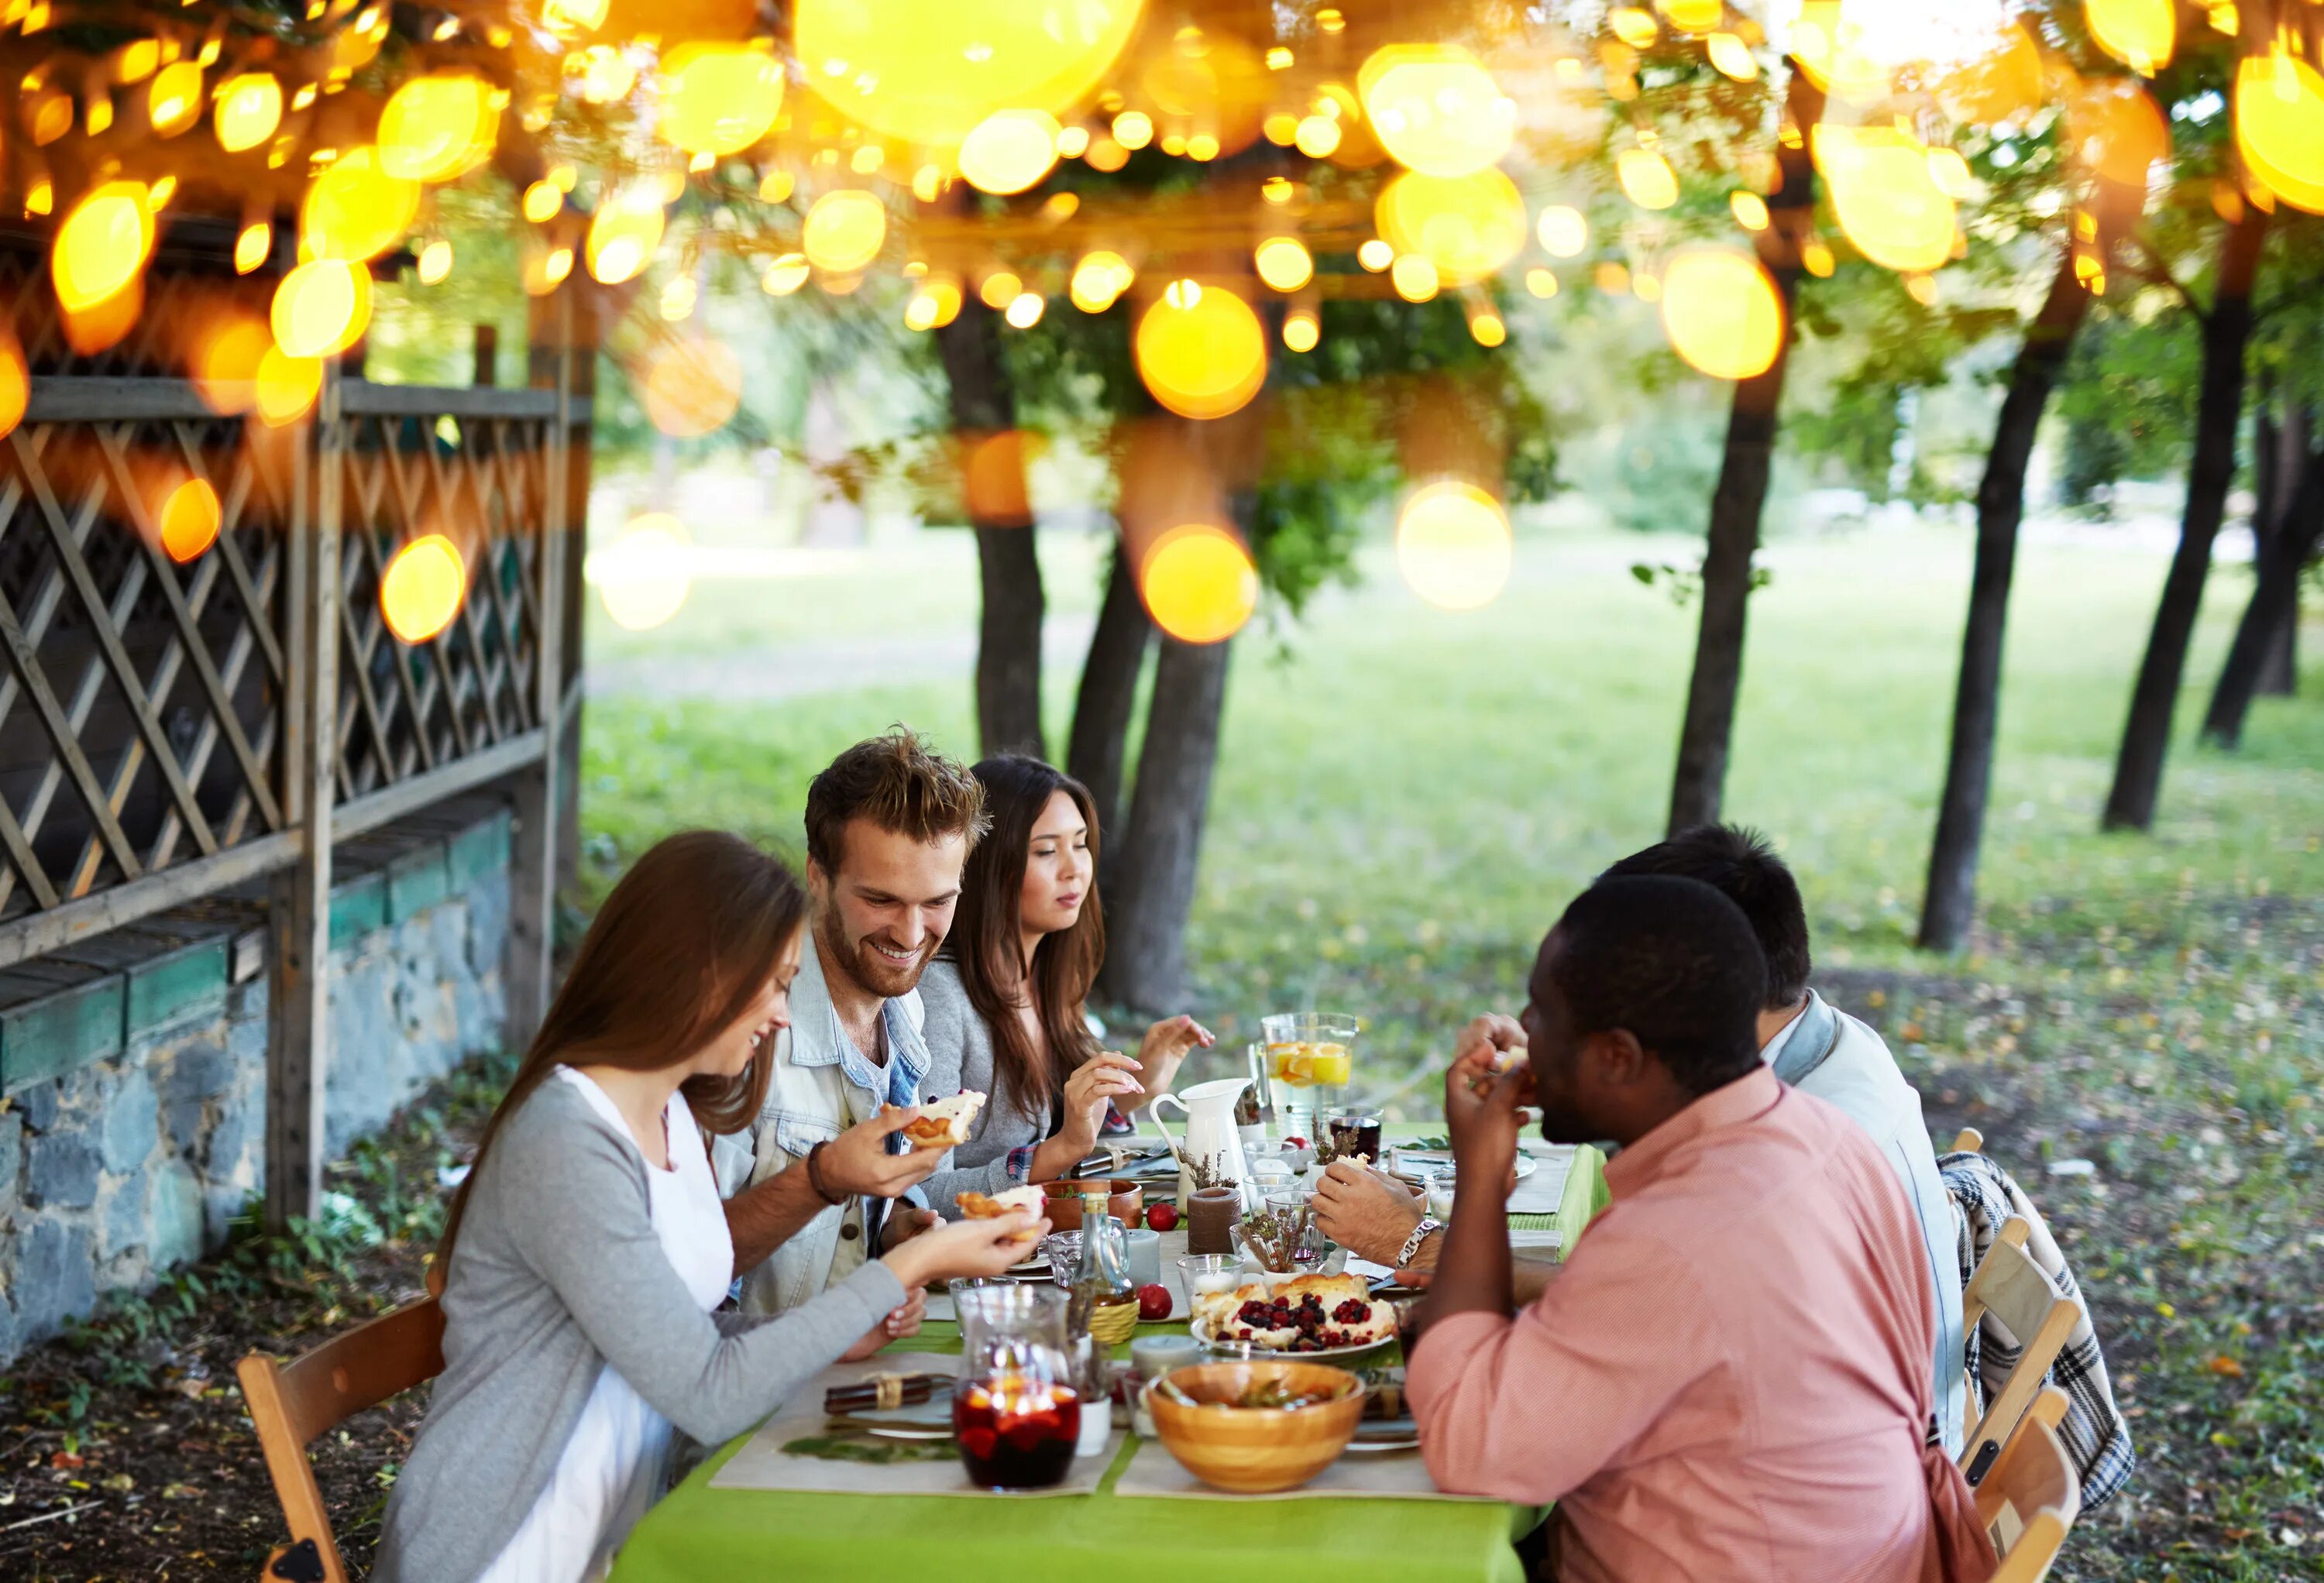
[476,1069,734,1583]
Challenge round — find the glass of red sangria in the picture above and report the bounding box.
[952,1285,1081,1490]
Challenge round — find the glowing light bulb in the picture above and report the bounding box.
[235,219,272,274]
[1135,283,1267,420]
[1659,249,1784,380]
[1283,307,1318,352]
[979,271,1023,309]
[1140,524,1258,644]
[380,534,466,644]
[1005,291,1045,328]
[1294,115,1341,157]
[1112,110,1154,149]
[1391,253,1439,301]
[1357,239,1394,271]
[1395,482,1511,610]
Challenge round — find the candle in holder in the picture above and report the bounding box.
[1185,1186,1240,1256]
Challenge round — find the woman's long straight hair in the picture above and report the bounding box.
[437,829,806,1276]
[946,757,1105,1121]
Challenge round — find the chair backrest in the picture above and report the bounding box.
[1958,1216,2080,1485]
[236,1296,446,1583]
[1978,1386,2081,1583]
[1951,1126,1985,1155]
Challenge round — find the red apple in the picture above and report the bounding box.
[1145,1202,1180,1233]
[1283,1136,1308,1150]
[1136,1283,1173,1320]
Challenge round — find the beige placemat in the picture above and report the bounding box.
[926,1228,1194,1322]
[710,1351,1125,1498]
[1112,1432,1492,1502]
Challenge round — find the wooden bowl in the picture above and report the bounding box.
[1047,1178,1143,1226]
[1146,1362,1365,1492]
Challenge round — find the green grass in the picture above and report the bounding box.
[579,522,2324,1578]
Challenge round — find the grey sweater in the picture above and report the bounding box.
[373,1074,906,1583]
[916,959,1050,1216]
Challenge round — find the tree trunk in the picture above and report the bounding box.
[2201,441,2322,747]
[1918,249,2092,951]
[2102,208,2271,831]
[1067,539,1153,873]
[1666,73,1825,835]
[2254,406,2309,697]
[937,308,1046,759]
[1097,633,1233,1014]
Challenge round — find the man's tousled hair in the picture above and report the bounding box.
[1540,874,1768,1096]
[1600,822,1811,1009]
[805,727,990,876]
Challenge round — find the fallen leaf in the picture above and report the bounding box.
[2208,1355,2244,1379]
[50,1451,83,1470]
[101,1472,134,1493]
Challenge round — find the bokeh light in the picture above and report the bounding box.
[215,73,282,153]
[302,148,421,263]
[2066,77,2171,189]
[1536,205,1589,257]
[1659,249,1785,380]
[1395,482,1511,611]
[1356,43,1512,177]
[192,318,271,414]
[1815,125,1955,272]
[960,109,1063,195]
[272,259,373,359]
[53,182,154,314]
[1140,524,1259,644]
[256,349,323,427]
[794,0,1143,150]
[906,276,964,330]
[1005,292,1046,328]
[1617,148,1679,210]
[2085,0,2174,75]
[641,338,743,438]
[1377,167,1526,284]
[1134,281,1267,421]
[802,190,887,274]
[1391,252,1440,302]
[380,534,466,644]
[1254,237,1314,292]
[1071,251,1136,312]
[593,514,693,630]
[0,331,26,441]
[379,74,499,182]
[159,479,222,563]
[235,221,272,274]
[658,43,783,157]
[964,431,1036,525]
[1283,307,1319,352]
[586,188,666,285]
[2234,50,2324,215]
[148,61,203,137]
[761,254,810,296]
[1357,239,1394,271]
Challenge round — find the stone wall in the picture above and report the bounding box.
[0,805,511,1367]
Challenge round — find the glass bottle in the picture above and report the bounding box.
[1070,1190,1140,1346]
[953,1284,1079,1490]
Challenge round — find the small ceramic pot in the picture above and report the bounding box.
[1047,1177,1143,1226]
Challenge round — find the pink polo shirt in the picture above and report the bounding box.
[1408,1066,1993,1583]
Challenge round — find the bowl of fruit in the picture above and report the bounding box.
[1146,1362,1366,1492]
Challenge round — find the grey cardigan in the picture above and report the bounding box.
[916,959,1050,1216]
[372,1074,906,1583]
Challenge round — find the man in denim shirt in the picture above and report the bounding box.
[715,731,992,1350]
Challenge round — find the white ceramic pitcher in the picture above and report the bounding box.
[1150,1077,1253,1210]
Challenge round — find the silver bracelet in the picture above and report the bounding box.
[1395,1215,1442,1269]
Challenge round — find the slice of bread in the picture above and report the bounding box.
[957,1184,1047,1243]
[894,1090,986,1151]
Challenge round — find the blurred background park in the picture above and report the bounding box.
[0,0,2319,1576]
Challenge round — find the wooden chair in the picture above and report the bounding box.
[237,1296,445,1583]
[1951,1126,1985,1154]
[1976,1386,2081,1583]
[1957,1216,2080,1487]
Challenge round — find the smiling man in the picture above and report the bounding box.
[717,730,991,1339]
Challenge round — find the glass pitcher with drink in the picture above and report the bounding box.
[953,1285,1081,1490]
[1260,1011,1358,1152]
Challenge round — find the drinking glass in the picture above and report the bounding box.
[1325,1107,1384,1164]
[1260,1011,1358,1148]
[952,1285,1081,1490]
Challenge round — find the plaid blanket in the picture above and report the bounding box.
[1940,1150,2136,1508]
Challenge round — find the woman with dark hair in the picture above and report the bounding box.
[917,757,1213,1214]
[373,831,1038,1583]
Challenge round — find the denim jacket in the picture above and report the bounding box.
[712,939,934,1317]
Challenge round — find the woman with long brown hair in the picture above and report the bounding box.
[917,757,1213,1213]
[374,832,1038,1583]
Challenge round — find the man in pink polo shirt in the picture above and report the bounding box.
[1406,876,1992,1583]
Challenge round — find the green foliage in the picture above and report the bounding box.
[2054,309,2202,505]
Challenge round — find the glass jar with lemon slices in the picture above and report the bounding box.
[1259,1011,1358,1150]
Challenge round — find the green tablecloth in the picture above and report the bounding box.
[611,1140,1608,1583]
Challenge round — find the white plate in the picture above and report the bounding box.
[1388,1149,1535,1181]
[1188,1317,1397,1361]
[1346,1417,1422,1453]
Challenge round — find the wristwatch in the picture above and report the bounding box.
[1394,1215,1442,1269]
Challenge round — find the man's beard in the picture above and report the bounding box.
[819,905,932,1001]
